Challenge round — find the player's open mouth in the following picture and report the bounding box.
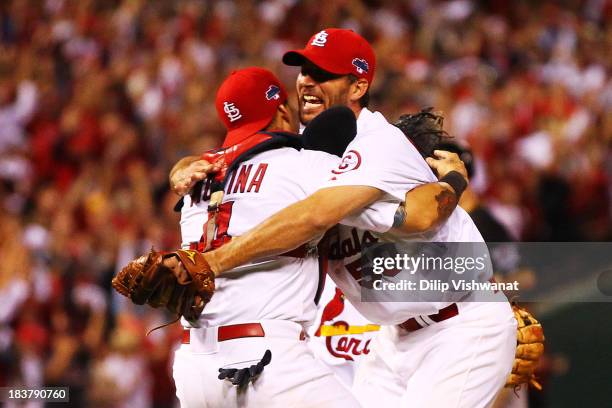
[302,94,323,111]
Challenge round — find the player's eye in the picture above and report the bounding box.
[301,65,344,83]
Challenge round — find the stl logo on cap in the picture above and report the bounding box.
[265,85,281,101]
[352,58,369,74]
[310,30,328,47]
[223,102,242,122]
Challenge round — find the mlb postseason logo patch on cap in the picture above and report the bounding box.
[223,101,242,122]
[352,58,369,75]
[310,30,328,47]
[265,85,281,101]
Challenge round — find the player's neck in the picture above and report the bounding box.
[353,106,364,119]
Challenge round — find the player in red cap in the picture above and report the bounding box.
[214,68,292,147]
[171,29,516,408]
[171,67,365,407]
[283,28,376,126]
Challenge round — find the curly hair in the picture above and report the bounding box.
[394,107,453,158]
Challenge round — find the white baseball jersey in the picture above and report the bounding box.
[316,109,514,408]
[307,271,380,387]
[321,108,491,325]
[180,146,397,329]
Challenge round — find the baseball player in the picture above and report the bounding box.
[172,67,363,407]
[170,67,466,407]
[171,119,467,392]
[178,29,517,408]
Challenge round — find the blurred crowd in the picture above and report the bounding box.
[0,0,610,406]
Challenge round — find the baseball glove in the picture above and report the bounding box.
[394,107,454,159]
[112,249,215,324]
[505,303,545,390]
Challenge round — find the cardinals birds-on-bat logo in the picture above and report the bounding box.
[315,287,345,337]
[314,287,380,361]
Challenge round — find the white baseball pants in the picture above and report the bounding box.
[173,320,360,407]
[352,301,517,408]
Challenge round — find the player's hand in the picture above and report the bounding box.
[170,159,220,196]
[426,150,468,183]
[112,248,214,324]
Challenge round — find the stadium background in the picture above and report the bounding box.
[0,0,610,406]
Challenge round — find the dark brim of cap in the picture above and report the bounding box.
[282,49,348,76]
[282,50,308,66]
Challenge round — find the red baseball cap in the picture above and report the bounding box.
[283,28,376,85]
[215,67,288,147]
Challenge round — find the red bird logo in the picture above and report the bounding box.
[315,288,345,337]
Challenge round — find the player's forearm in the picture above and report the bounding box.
[205,186,384,275]
[205,197,335,274]
[394,182,458,234]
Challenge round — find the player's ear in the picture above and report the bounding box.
[277,102,289,120]
[349,78,369,104]
[274,102,297,132]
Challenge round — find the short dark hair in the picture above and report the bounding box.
[348,74,370,108]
